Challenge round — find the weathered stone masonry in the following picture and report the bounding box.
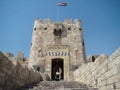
[29,18,86,81]
[74,48,120,90]
[0,52,42,90]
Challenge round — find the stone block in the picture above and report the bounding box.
[88,88,98,90]
[117,63,120,73]
[106,84,114,90]
[115,57,120,64]
[107,76,116,85]
[106,66,118,80]
[115,89,120,90]
[115,82,120,89]
[115,73,120,82]
[108,61,115,70]
[108,56,120,70]
[98,86,107,90]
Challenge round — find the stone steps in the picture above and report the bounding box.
[17,81,98,90]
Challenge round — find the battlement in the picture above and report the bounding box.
[3,52,28,65]
[33,18,82,33]
[4,52,14,57]
[34,18,81,25]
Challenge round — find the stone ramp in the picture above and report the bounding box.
[17,81,98,90]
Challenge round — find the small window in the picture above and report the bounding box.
[34,28,36,31]
[44,28,47,30]
[79,28,82,31]
[92,56,95,62]
[68,27,71,30]
[82,42,84,46]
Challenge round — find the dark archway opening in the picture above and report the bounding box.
[92,56,95,62]
[51,58,64,80]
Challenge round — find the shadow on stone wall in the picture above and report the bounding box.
[0,52,43,90]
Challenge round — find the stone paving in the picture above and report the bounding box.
[17,81,98,90]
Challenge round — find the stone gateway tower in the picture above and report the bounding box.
[28,18,86,81]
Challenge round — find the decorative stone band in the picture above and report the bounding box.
[46,51,69,56]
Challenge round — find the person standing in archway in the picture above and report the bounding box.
[55,66,62,81]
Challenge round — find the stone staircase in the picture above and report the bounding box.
[17,81,98,90]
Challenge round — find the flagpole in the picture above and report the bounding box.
[57,0,59,21]
[57,1,67,21]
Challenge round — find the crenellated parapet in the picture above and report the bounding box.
[33,18,82,32]
[34,18,81,24]
[3,52,29,66]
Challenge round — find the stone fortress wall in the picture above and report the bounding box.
[1,49,119,90]
[74,48,120,90]
[0,52,43,90]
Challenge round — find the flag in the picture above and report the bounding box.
[58,2,67,6]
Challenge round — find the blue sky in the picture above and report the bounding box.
[0,0,120,58]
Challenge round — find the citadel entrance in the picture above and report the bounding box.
[51,58,64,80]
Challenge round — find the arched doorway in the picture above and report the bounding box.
[51,58,64,80]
